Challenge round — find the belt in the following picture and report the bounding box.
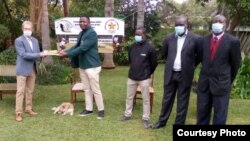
[173,70,181,73]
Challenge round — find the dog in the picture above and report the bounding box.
[52,102,74,116]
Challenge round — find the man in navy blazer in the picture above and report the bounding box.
[152,16,201,129]
[15,21,47,122]
[197,15,241,125]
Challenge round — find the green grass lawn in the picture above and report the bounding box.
[0,64,250,141]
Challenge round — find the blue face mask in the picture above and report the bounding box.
[175,26,185,36]
[212,23,224,34]
[135,35,142,43]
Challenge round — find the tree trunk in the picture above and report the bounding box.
[29,0,43,37]
[29,0,52,63]
[40,0,52,63]
[63,0,69,17]
[102,0,115,69]
[228,15,240,34]
[136,0,144,28]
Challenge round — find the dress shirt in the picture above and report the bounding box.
[26,37,33,51]
[210,32,224,60]
[173,31,187,71]
[212,32,224,40]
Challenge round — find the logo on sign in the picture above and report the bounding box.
[57,20,73,33]
[105,19,119,34]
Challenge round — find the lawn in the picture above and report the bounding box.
[0,64,250,141]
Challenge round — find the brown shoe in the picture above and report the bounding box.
[25,110,38,116]
[16,113,22,122]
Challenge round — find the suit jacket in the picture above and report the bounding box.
[162,31,200,87]
[67,27,101,69]
[198,33,241,95]
[15,35,41,76]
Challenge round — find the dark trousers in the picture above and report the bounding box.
[197,86,230,125]
[158,71,191,125]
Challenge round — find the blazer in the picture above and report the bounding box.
[67,27,101,69]
[198,33,241,95]
[15,35,41,76]
[162,31,200,87]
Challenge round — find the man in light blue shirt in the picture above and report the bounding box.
[152,15,201,129]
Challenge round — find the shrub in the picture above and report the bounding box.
[114,51,129,66]
[0,46,16,65]
[0,24,11,51]
[150,28,174,50]
[36,63,72,85]
[0,47,72,85]
[232,57,250,99]
[113,37,134,66]
[0,24,11,40]
[0,47,16,83]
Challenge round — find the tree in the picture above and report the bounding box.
[29,0,43,36]
[63,0,69,17]
[118,0,162,38]
[196,0,250,33]
[0,0,28,46]
[29,0,52,63]
[170,0,217,30]
[41,0,52,63]
[136,0,144,28]
[102,0,115,69]
[69,0,105,17]
[2,0,12,21]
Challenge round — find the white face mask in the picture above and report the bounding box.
[23,30,32,37]
[212,23,224,34]
[175,26,185,36]
[134,35,142,43]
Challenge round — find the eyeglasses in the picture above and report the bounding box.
[23,28,32,30]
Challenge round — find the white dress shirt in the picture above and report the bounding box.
[26,37,33,51]
[173,32,187,71]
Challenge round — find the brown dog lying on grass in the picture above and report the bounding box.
[52,102,74,116]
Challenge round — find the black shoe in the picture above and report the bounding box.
[97,110,104,120]
[79,110,93,116]
[152,122,165,129]
[143,120,151,129]
[118,115,131,121]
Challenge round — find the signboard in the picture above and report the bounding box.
[54,17,125,53]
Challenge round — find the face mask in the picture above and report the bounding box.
[23,30,32,37]
[212,23,224,34]
[175,26,185,36]
[134,35,142,43]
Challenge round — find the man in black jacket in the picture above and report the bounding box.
[119,27,158,129]
[152,15,201,129]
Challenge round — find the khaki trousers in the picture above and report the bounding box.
[15,70,36,114]
[79,66,104,111]
[124,78,150,120]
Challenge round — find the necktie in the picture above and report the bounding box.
[27,37,33,51]
[210,37,218,60]
[214,37,218,43]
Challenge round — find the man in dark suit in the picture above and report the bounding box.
[197,14,241,125]
[152,15,200,129]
